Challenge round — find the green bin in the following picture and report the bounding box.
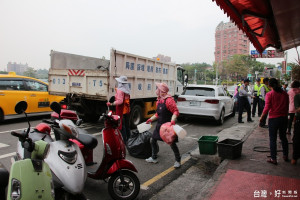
[198,136,219,155]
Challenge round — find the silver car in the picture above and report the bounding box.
[177,85,235,125]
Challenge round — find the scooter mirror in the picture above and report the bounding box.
[76,119,83,126]
[50,102,61,115]
[15,101,28,114]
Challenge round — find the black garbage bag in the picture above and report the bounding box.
[126,130,152,159]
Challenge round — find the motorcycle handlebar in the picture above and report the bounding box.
[42,119,54,124]
[11,131,26,140]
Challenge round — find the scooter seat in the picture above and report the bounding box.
[78,132,98,149]
[29,131,54,143]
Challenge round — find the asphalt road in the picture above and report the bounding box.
[0,114,237,199]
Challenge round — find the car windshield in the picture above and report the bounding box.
[183,87,215,97]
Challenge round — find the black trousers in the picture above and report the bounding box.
[293,118,300,160]
[252,95,261,116]
[238,97,251,122]
[151,138,181,162]
[259,99,268,126]
[268,117,289,161]
[287,113,295,133]
[121,113,131,143]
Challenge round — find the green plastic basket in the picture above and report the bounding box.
[198,136,219,155]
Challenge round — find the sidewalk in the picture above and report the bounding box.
[150,117,300,200]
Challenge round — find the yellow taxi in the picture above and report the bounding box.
[0,72,65,121]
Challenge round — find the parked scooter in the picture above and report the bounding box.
[50,102,140,200]
[15,102,87,199]
[8,101,55,200]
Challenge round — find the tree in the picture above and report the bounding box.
[290,63,300,80]
[283,73,291,82]
[0,71,8,74]
[181,62,213,83]
[275,70,281,79]
[23,67,37,78]
[36,69,49,79]
[223,55,249,81]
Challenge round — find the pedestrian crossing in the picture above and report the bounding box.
[0,143,9,148]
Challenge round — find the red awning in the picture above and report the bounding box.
[212,0,300,53]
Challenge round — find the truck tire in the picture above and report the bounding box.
[130,105,142,128]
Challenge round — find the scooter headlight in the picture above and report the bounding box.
[11,178,21,200]
[58,150,77,164]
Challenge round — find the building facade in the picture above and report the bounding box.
[7,62,29,74]
[215,21,250,63]
[153,54,171,63]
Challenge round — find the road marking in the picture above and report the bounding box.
[181,123,189,128]
[0,128,26,134]
[0,143,9,148]
[0,152,15,160]
[141,155,191,189]
[185,136,198,140]
[93,131,102,136]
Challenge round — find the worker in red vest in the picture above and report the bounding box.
[107,76,131,142]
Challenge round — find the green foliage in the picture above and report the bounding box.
[23,67,37,78]
[283,73,291,81]
[36,69,49,79]
[181,62,213,83]
[221,81,236,86]
[221,55,276,81]
[0,71,8,74]
[275,70,281,79]
[290,63,300,80]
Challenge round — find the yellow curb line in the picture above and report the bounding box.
[141,155,191,189]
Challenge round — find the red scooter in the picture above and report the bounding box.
[36,103,140,199]
[70,110,140,200]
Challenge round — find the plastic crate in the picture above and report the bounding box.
[198,136,218,155]
[217,139,243,159]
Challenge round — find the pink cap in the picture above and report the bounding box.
[155,82,169,93]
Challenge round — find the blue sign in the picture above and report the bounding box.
[251,50,267,55]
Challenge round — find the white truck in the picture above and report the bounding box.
[48,49,185,127]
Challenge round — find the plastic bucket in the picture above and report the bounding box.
[137,122,152,133]
[173,125,187,139]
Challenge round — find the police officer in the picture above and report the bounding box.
[258,78,270,127]
[252,78,261,117]
[238,79,254,123]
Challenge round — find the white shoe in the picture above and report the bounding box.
[145,157,158,163]
[174,161,181,168]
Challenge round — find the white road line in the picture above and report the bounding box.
[185,136,199,140]
[0,143,9,148]
[0,128,26,134]
[181,123,189,128]
[0,152,15,160]
[92,130,103,136]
